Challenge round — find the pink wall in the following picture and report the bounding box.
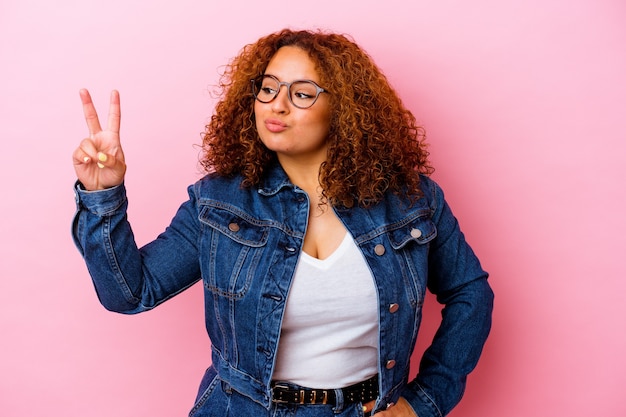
[1,0,625,416]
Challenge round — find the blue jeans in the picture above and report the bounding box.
[189,376,368,417]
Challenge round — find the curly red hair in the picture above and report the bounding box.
[201,28,433,208]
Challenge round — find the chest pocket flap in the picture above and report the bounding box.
[387,215,437,250]
[199,204,269,247]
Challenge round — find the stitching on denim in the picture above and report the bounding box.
[399,250,425,313]
[188,372,220,416]
[416,383,443,417]
[199,200,304,239]
[204,230,262,300]
[102,216,138,304]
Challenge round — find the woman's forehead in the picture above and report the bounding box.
[264,46,321,82]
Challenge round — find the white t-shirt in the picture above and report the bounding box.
[272,233,379,388]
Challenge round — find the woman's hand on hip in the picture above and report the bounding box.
[364,397,417,416]
[72,89,126,191]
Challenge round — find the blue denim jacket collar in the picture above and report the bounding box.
[257,162,296,197]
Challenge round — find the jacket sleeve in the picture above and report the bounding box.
[71,181,202,314]
[402,179,494,417]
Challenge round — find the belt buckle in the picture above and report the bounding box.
[271,384,291,404]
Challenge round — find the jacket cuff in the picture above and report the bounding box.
[74,180,126,216]
[402,383,443,417]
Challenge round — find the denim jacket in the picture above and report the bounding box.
[72,163,493,417]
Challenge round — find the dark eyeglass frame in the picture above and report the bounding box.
[251,74,328,109]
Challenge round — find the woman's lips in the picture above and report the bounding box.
[265,119,287,133]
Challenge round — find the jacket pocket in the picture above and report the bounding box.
[386,214,436,308]
[387,215,437,250]
[198,204,270,298]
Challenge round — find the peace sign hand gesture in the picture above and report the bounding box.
[72,89,126,191]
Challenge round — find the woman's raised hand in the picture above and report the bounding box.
[72,89,126,191]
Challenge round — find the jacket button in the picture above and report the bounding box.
[410,228,422,239]
[389,303,399,313]
[228,223,240,232]
[374,244,385,256]
[385,360,396,369]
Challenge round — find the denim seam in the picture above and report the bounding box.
[188,372,220,416]
[352,210,432,245]
[199,200,304,239]
[416,383,443,417]
[102,216,138,304]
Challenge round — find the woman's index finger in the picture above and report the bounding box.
[79,89,102,136]
[107,90,121,134]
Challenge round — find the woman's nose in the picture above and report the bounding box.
[271,85,290,112]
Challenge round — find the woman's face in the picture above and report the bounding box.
[254,46,331,165]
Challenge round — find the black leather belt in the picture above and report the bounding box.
[271,374,379,405]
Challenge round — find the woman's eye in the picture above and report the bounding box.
[294,92,314,99]
[261,87,277,94]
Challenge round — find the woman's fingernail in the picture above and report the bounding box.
[98,152,108,162]
[83,156,90,163]
[97,162,105,169]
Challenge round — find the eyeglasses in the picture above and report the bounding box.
[251,75,328,109]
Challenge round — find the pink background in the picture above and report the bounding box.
[1,0,625,416]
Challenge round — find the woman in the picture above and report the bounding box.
[72,29,493,417]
